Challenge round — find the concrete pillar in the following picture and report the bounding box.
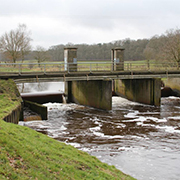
[65,80,112,110]
[114,78,161,106]
[65,81,73,103]
[112,47,125,71]
[64,47,77,72]
[111,49,115,71]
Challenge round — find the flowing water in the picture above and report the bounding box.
[18,82,180,180]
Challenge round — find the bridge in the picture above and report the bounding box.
[1,47,180,110]
[0,61,180,82]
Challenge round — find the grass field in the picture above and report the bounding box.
[0,79,136,180]
[0,79,22,119]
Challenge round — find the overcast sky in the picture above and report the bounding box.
[0,0,180,49]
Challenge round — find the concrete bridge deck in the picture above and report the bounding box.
[2,70,180,83]
[2,46,180,111]
[1,61,179,110]
[0,62,180,82]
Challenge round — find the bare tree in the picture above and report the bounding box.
[0,24,32,63]
[34,46,50,67]
[163,28,180,66]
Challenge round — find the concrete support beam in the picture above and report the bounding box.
[64,47,77,72]
[21,92,65,104]
[65,80,112,110]
[114,78,161,106]
[24,100,48,120]
[111,47,125,71]
[3,105,22,124]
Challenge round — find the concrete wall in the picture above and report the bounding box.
[114,78,161,106]
[163,78,180,91]
[24,100,48,120]
[21,92,65,104]
[111,48,125,71]
[65,80,112,110]
[64,47,77,72]
[161,78,180,97]
[1,79,23,124]
[3,105,22,124]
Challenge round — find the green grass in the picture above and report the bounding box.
[124,59,179,71]
[0,79,22,119]
[0,120,136,180]
[0,79,136,180]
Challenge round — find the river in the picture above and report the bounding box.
[18,82,180,180]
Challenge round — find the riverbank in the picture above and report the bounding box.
[0,120,136,180]
[0,79,136,180]
[0,79,22,121]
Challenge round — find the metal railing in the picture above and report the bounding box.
[0,61,179,74]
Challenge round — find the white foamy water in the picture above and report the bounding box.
[20,96,180,180]
[167,116,180,120]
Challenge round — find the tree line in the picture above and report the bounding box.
[1,24,180,65]
[49,29,180,64]
[48,39,149,61]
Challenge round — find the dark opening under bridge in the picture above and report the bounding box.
[1,47,180,110]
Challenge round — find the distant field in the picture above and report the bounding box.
[124,60,178,71]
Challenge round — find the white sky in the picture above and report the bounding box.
[0,0,180,49]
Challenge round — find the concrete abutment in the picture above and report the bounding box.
[65,80,112,110]
[64,47,161,110]
[114,78,161,106]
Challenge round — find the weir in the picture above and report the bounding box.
[2,48,179,124]
[0,47,164,115]
[64,47,161,110]
[65,80,112,110]
[114,79,161,106]
[21,92,65,104]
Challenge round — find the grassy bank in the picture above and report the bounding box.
[0,79,136,179]
[0,79,22,120]
[0,120,136,180]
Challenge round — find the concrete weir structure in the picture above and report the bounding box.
[114,79,161,106]
[65,80,112,110]
[64,47,112,110]
[64,47,78,72]
[64,47,161,110]
[111,47,125,71]
[111,48,161,106]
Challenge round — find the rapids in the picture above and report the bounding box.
[20,96,180,180]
